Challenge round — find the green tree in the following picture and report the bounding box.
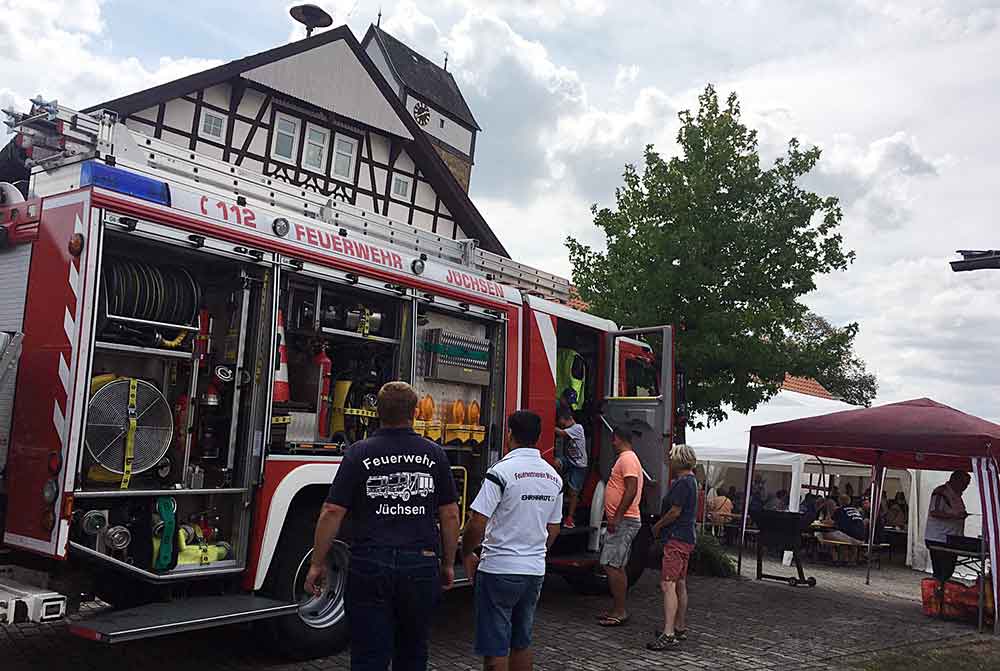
[567,85,866,426]
[788,312,878,407]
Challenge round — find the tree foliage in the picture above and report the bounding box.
[788,312,878,407]
[567,85,871,425]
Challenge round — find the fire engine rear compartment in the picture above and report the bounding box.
[70,225,274,580]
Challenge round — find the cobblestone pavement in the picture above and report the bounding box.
[2,556,987,671]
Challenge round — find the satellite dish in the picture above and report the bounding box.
[290,4,334,37]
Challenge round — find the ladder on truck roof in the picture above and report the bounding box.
[4,98,575,303]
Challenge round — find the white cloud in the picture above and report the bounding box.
[445,11,585,103]
[443,0,607,30]
[809,131,946,233]
[0,0,219,136]
[613,64,639,90]
[477,187,598,278]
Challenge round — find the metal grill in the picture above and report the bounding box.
[85,378,173,474]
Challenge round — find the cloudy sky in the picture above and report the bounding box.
[3,0,1000,420]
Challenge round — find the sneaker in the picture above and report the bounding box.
[646,633,680,651]
[563,517,576,529]
[675,629,688,641]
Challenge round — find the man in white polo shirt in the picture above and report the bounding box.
[462,410,563,671]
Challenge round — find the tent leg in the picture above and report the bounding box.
[737,444,759,576]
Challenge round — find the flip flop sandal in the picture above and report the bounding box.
[597,615,630,627]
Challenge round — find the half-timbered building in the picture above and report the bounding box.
[83,24,506,255]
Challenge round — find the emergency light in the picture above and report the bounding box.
[80,161,171,206]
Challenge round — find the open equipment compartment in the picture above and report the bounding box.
[413,300,506,528]
[272,270,411,454]
[70,223,275,577]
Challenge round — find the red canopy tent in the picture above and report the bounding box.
[737,398,1000,632]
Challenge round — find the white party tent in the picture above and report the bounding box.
[687,382,860,488]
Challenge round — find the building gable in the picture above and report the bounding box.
[243,39,412,141]
[83,26,507,256]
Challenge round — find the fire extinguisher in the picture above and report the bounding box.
[315,345,332,440]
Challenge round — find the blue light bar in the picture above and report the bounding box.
[80,161,171,206]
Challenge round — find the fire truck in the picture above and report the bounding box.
[0,99,674,658]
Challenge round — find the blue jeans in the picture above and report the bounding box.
[346,546,441,671]
[474,571,545,657]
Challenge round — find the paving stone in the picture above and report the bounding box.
[0,553,982,670]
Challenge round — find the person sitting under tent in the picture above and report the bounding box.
[816,495,838,523]
[800,494,820,524]
[818,495,866,563]
[885,492,908,529]
[764,490,789,512]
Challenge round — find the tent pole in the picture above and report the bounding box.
[737,443,758,576]
[866,458,886,586]
[972,454,1000,635]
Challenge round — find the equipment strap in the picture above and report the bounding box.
[154,497,176,570]
[121,378,137,490]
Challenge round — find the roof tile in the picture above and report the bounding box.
[782,374,835,399]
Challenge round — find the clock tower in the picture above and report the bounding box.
[362,25,480,192]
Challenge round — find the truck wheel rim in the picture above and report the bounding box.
[294,546,348,629]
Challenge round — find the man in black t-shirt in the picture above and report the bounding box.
[305,382,460,671]
[819,495,867,563]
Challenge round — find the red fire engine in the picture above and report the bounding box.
[0,100,673,657]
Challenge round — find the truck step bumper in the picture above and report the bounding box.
[0,576,68,624]
[69,595,298,643]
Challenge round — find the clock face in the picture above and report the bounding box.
[413,102,431,126]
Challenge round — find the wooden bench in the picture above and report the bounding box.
[816,538,891,567]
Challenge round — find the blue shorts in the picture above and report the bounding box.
[474,572,545,657]
[557,460,587,492]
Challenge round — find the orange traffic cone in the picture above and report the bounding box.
[273,310,290,403]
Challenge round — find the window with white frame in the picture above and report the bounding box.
[332,135,357,181]
[303,124,329,172]
[200,111,225,140]
[272,113,300,163]
[392,174,412,200]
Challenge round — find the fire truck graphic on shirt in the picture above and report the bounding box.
[366,472,436,502]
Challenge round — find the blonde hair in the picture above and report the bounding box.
[670,444,697,470]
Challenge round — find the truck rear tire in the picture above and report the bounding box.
[259,515,350,660]
[563,524,651,595]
